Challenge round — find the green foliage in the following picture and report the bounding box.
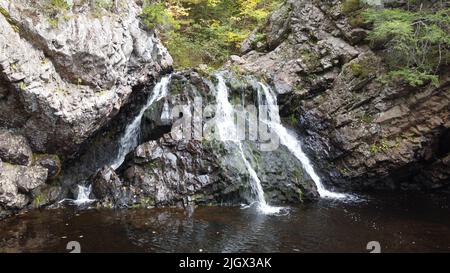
[91,0,114,17]
[32,193,46,208]
[370,138,402,154]
[359,112,374,124]
[379,68,439,87]
[349,62,367,77]
[341,0,369,28]
[342,0,363,14]
[364,7,450,87]
[18,82,27,91]
[345,56,378,79]
[0,6,20,32]
[141,2,179,30]
[370,139,389,154]
[43,0,71,28]
[140,0,280,69]
[47,0,70,12]
[286,114,298,126]
[93,0,114,10]
[251,32,267,47]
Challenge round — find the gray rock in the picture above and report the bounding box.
[89,71,320,208]
[92,166,124,205]
[15,165,48,193]
[230,0,450,191]
[0,162,47,210]
[31,184,63,208]
[34,154,62,180]
[229,0,359,95]
[0,130,33,166]
[0,0,172,156]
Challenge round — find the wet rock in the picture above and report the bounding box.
[15,165,48,193]
[122,135,241,207]
[89,134,247,208]
[257,145,319,203]
[0,162,48,212]
[0,130,33,166]
[84,68,322,208]
[140,71,214,142]
[91,166,124,205]
[33,154,61,180]
[31,184,63,208]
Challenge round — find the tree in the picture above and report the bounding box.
[364,7,450,87]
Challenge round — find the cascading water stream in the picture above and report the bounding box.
[59,184,95,205]
[258,83,348,199]
[111,75,172,169]
[215,74,282,214]
[73,185,95,205]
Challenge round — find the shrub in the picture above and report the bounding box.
[342,0,363,14]
[44,0,70,15]
[140,2,178,30]
[379,68,439,87]
[364,7,450,87]
[43,0,71,28]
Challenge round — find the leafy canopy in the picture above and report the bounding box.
[363,7,450,87]
[140,0,281,69]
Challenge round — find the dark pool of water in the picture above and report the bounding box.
[0,192,449,253]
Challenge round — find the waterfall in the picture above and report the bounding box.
[111,75,172,169]
[258,83,348,199]
[215,74,282,214]
[57,185,95,206]
[73,185,95,205]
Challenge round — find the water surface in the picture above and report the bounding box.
[0,193,449,253]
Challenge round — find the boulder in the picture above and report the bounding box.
[33,154,61,180]
[0,130,33,166]
[91,166,124,205]
[0,162,48,213]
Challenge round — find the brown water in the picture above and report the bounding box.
[0,192,449,253]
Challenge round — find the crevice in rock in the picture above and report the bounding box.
[437,128,450,158]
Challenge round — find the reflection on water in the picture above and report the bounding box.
[0,193,449,253]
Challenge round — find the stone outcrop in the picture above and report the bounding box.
[0,0,172,157]
[0,129,33,166]
[92,133,318,208]
[91,135,245,208]
[232,0,450,191]
[89,72,319,208]
[0,0,173,217]
[0,128,63,218]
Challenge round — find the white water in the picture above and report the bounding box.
[258,83,348,199]
[58,185,95,206]
[111,75,171,169]
[215,75,282,214]
[73,185,96,205]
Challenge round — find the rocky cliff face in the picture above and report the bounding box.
[0,0,172,157]
[1,0,448,218]
[0,129,62,218]
[90,72,318,209]
[231,0,450,191]
[0,0,172,217]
